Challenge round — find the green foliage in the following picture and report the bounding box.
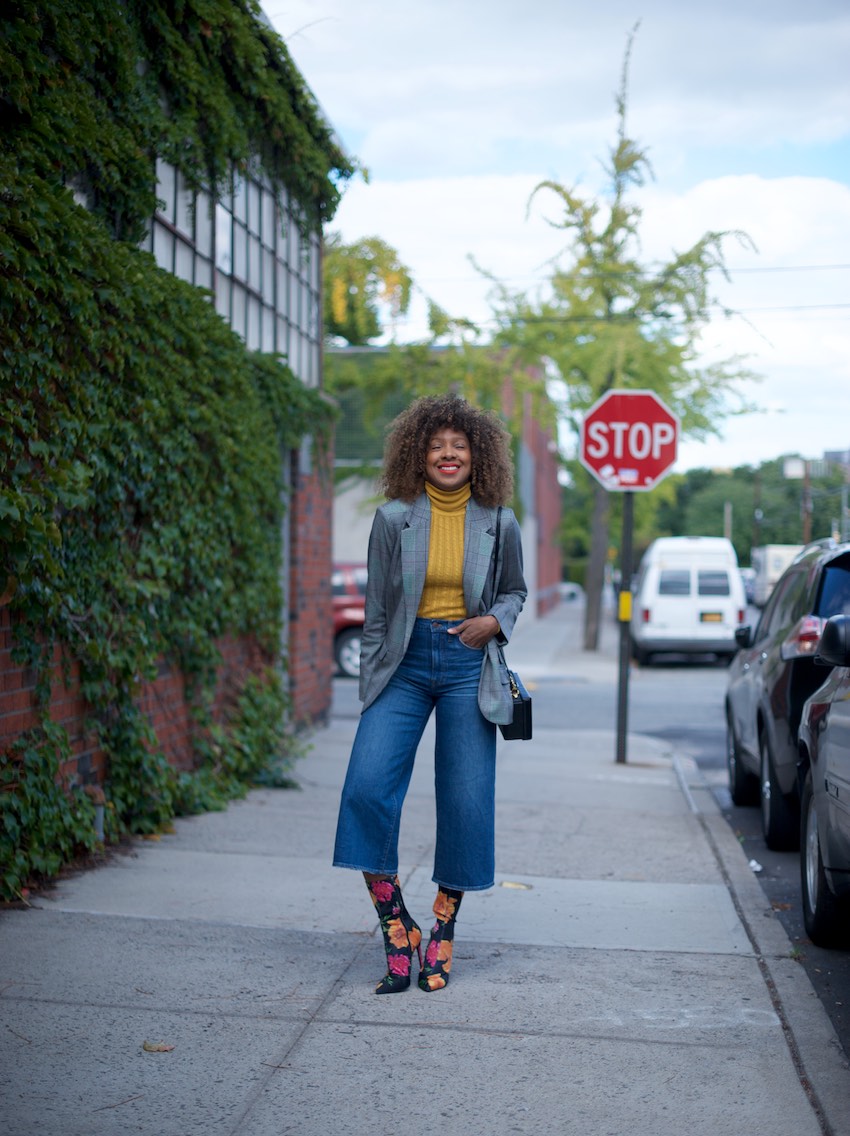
[1,0,356,240]
[560,457,849,584]
[178,670,305,812]
[0,0,342,899]
[324,234,413,345]
[0,723,98,902]
[661,459,849,564]
[326,342,556,478]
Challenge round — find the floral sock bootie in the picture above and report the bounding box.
[418,887,464,992]
[365,876,422,994]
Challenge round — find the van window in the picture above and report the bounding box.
[658,569,690,596]
[698,570,730,596]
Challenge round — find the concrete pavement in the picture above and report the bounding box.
[2,601,849,1135]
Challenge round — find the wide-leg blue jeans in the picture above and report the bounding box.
[333,618,497,891]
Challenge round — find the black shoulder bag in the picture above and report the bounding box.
[491,507,532,741]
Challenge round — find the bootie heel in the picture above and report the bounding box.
[418,887,464,992]
[366,876,422,994]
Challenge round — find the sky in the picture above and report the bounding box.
[266,1,850,472]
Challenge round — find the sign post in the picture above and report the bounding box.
[579,390,679,763]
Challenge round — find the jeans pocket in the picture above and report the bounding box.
[456,636,484,652]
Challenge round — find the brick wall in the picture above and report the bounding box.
[0,604,281,787]
[1,434,335,785]
[527,410,564,616]
[0,604,105,786]
[286,436,334,727]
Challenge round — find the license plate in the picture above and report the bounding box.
[700,612,722,623]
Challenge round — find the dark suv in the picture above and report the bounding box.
[725,540,850,850]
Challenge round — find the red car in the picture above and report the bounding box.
[332,563,367,677]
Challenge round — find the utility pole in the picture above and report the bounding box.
[802,460,812,544]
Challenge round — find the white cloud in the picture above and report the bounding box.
[266,0,850,470]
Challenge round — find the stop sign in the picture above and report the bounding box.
[580,390,679,491]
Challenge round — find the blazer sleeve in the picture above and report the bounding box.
[358,507,394,702]
[488,508,526,643]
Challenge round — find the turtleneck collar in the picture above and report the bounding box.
[425,481,471,513]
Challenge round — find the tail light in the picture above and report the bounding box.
[780,614,824,660]
[737,609,745,624]
[642,608,651,624]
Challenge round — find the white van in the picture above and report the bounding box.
[630,536,746,665]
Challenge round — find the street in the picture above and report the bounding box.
[332,616,850,1060]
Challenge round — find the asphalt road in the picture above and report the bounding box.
[331,630,850,1060]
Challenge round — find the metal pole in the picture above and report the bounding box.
[616,492,634,764]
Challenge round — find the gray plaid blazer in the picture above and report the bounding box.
[358,493,527,724]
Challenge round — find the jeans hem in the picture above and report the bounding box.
[333,860,398,875]
[433,876,494,892]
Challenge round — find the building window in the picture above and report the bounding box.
[150,161,321,384]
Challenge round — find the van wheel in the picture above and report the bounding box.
[631,641,650,666]
[726,710,758,806]
[801,767,848,947]
[759,730,798,851]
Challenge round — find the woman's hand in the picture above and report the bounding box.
[448,614,500,648]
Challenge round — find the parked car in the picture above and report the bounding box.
[332,563,367,678]
[725,540,850,850]
[558,581,586,603]
[797,614,850,947]
[740,567,757,606]
[630,536,746,665]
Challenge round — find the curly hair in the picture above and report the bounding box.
[380,394,514,507]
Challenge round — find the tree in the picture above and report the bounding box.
[323,237,557,490]
[488,30,758,649]
[323,234,413,344]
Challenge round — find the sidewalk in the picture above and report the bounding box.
[2,602,849,1135]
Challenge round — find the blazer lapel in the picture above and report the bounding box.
[464,499,498,613]
[400,494,431,631]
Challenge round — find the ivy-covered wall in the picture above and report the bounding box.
[0,1,352,900]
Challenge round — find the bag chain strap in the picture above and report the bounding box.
[491,506,516,694]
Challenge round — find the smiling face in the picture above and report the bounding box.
[424,426,472,491]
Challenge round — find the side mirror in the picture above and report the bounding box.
[734,626,752,649]
[815,615,850,668]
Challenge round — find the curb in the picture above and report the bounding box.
[674,755,850,1136]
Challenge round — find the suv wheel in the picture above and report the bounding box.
[759,730,798,851]
[335,627,362,678]
[800,767,848,947]
[726,709,758,806]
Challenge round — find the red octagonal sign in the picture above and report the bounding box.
[580,390,679,492]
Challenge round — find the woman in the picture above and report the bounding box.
[333,393,526,993]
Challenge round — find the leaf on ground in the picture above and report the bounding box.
[143,1040,175,1053]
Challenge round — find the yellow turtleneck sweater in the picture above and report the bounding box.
[417,482,470,619]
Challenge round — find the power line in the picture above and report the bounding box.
[387,303,850,329]
[417,262,850,287]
